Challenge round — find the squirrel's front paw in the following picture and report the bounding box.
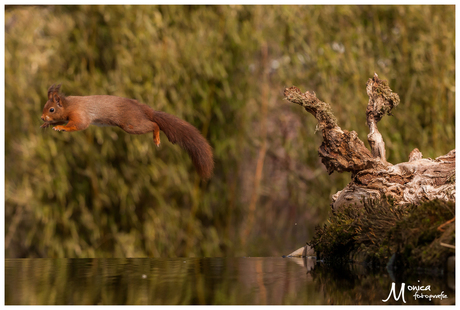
[53,126,66,132]
[40,122,51,128]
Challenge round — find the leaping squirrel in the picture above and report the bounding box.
[41,84,214,179]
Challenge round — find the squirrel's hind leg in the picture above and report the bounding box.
[119,119,161,146]
[152,122,161,147]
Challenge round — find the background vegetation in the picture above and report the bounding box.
[5,5,455,258]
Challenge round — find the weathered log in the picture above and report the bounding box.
[333,149,455,209]
[284,74,455,210]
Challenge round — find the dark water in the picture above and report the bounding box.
[5,257,455,305]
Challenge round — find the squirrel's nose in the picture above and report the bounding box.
[41,115,45,121]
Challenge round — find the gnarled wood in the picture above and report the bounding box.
[366,73,400,164]
[284,74,455,210]
[283,86,384,176]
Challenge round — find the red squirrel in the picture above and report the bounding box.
[41,84,214,179]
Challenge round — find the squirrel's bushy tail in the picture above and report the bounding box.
[149,110,214,179]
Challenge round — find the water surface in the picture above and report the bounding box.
[5,257,455,305]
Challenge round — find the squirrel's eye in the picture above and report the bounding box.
[49,108,55,113]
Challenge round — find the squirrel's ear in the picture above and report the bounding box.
[48,84,64,106]
[48,84,56,99]
[48,84,62,100]
[53,93,63,107]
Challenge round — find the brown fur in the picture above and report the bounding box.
[41,84,214,179]
[148,110,214,179]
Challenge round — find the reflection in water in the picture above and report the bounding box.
[5,257,455,305]
[309,261,455,305]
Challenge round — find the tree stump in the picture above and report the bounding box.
[284,73,455,211]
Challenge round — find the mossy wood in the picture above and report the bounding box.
[284,73,455,211]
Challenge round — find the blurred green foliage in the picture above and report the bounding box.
[5,5,455,258]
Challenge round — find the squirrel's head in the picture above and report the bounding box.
[41,84,67,122]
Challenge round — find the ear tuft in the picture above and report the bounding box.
[48,84,63,100]
[48,84,65,106]
[48,84,56,99]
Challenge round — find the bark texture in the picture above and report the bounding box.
[284,74,455,210]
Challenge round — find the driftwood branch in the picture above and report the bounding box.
[284,74,455,210]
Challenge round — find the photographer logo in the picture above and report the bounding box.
[382,281,448,303]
